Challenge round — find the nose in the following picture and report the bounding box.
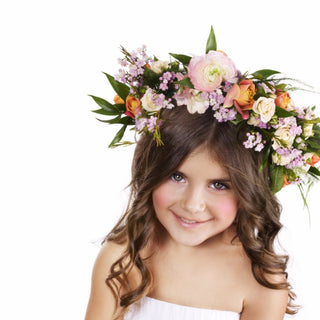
[181,186,206,214]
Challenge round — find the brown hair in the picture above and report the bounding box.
[105,106,297,318]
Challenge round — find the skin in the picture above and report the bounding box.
[85,148,288,320]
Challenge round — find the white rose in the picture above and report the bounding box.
[150,60,169,74]
[272,125,295,149]
[272,152,292,166]
[252,97,276,123]
[302,123,314,139]
[141,89,162,112]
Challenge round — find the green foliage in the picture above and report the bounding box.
[252,69,280,79]
[89,95,121,115]
[206,26,217,53]
[143,67,160,88]
[259,144,271,172]
[270,165,284,194]
[109,125,127,148]
[169,53,192,65]
[178,78,194,89]
[275,106,296,118]
[103,73,130,101]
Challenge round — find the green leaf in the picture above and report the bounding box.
[109,125,127,148]
[98,116,134,125]
[89,95,121,115]
[111,141,135,147]
[143,67,161,87]
[259,144,271,172]
[303,117,320,124]
[276,83,287,91]
[103,73,130,101]
[252,69,280,79]
[269,165,284,194]
[275,106,296,118]
[177,78,194,89]
[92,108,118,116]
[309,166,320,176]
[114,103,126,113]
[307,140,320,150]
[169,53,192,65]
[206,26,217,53]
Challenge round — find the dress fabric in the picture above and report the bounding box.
[123,296,240,320]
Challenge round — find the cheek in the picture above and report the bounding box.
[214,197,238,218]
[152,184,172,211]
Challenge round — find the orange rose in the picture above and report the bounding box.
[114,95,125,104]
[275,92,291,109]
[283,176,290,188]
[125,96,141,118]
[307,154,320,167]
[237,80,256,108]
[223,79,256,119]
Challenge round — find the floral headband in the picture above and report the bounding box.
[91,26,320,197]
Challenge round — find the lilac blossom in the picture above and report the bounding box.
[146,116,158,132]
[135,115,147,131]
[243,132,265,151]
[214,107,237,122]
[159,72,177,92]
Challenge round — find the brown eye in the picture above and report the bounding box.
[210,181,228,190]
[171,172,185,182]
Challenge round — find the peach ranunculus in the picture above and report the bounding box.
[188,51,237,92]
[223,80,256,119]
[307,154,320,167]
[125,96,141,118]
[275,91,293,110]
[114,95,125,104]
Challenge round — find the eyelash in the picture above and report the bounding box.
[170,173,229,191]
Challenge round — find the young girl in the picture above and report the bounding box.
[86,28,320,319]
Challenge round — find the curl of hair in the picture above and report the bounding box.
[105,106,298,318]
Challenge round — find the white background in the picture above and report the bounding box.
[1,0,319,319]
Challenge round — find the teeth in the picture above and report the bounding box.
[180,217,197,224]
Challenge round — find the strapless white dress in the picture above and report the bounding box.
[123,296,240,319]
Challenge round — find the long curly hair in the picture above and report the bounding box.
[105,106,297,318]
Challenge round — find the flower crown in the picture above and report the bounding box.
[91,27,320,196]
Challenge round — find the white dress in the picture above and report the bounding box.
[123,296,240,320]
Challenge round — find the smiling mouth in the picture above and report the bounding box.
[173,212,212,226]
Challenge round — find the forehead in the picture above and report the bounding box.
[178,147,229,178]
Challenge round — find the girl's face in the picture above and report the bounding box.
[152,148,238,247]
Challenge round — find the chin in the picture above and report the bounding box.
[170,233,214,248]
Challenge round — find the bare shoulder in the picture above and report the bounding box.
[219,242,288,319]
[240,270,288,320]
[85,241,126,320]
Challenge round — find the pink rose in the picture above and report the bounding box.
[188,51,237,92]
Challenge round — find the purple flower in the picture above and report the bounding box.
[214,107,237,122]
[147,116,158,132]
[243,132,265,151]
[135,116,147,131]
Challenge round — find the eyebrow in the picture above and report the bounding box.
[210,178,231,182]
